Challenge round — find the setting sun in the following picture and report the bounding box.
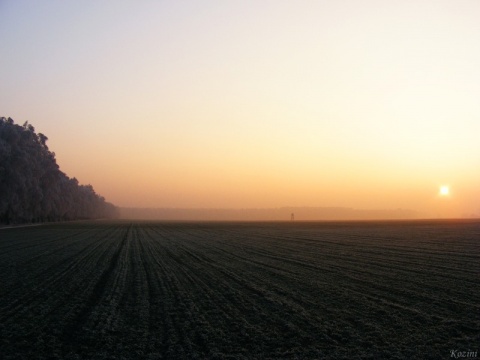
[1,1,479,218]
[2,2,480,358]
[440,186,450,196]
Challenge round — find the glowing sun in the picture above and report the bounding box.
[439,186,449,196]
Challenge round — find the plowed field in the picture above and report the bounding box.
[1,220,479,359]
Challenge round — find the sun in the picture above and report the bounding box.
[439,186,449,196]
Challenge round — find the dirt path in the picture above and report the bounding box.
[0,223,46,230]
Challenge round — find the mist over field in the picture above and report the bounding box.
[1,1,480,359]
[120,207,420,221]
[1,1,479,218]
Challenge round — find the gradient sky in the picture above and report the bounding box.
[1,1,479,217]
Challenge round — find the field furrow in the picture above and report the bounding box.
[0,220,478,359]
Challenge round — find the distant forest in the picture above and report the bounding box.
[0,117,117,224]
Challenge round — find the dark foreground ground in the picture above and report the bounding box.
[0,220,479,359]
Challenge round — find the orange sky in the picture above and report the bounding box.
[1,1,479,217]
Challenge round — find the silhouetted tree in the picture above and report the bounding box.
[0,117,117,224]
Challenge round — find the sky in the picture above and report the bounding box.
[1,1,479,217]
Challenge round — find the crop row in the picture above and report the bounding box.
[0,220,479,359]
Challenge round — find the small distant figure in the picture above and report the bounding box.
[291,213,294,221]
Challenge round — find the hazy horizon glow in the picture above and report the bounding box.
[1,1,479,217]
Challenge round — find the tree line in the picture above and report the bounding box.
[0,117,117,224]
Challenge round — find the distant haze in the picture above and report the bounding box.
[1,1,479,218]
[120,207,420,221]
